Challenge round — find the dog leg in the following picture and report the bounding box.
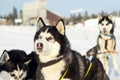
[97,53,110,76]
[98,38,108,53]
[107,39,116,53]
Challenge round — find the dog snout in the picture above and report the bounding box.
[103,28,107,33]
[103,28,106,31]
[37,42,43,50]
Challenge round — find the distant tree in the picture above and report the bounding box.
[100,11,108,15]
[5,6,18,25]
[19,10,23,19]
[119,11,120,16]
[84,11,90,20]
[13,6,18,19]
[91,14,97,18]
[77,13,82,22]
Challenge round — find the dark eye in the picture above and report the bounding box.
[106,23,109,25]
[101,23,104,26]
[46,37,53,41]
[19,73,23,78]
[10,73,16,77]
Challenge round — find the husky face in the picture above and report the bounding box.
[34,18,68,62]
[98,15,114,34]
[34,29,60,56]
[0,50,29,80]
[0,65,26,80]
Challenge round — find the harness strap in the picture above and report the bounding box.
[40,57,63,67]
[84,61,92,78]
[100,33,115,40]
[59,67,69,80]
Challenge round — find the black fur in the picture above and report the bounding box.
[24,51,38,80]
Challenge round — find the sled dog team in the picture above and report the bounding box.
[0,15,119,80]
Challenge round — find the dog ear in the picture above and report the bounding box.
[24,59,31,65]
[56,19,65,35]
[37,17,46,30]
[97,15,102,20]
[108,14,113,20]
[0,50,10,63]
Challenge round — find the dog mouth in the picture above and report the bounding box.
[36,43,43,51]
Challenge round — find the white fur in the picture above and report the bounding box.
[41,59,66,80]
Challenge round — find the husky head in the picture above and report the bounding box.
[0,50,30,80]
[98,15,114,34]
[34,18,70,62]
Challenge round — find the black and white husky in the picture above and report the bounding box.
[0,50,30,80]
[34,17,109,80]
[86,15,119,75]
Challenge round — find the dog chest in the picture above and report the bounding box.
[41,60,66,80]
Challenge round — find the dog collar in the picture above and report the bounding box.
[100,33,115,40]
[40,57,63,67]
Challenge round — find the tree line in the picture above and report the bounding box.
[0,6,120,25]
[0,6,22,25]
[65,11,120,25]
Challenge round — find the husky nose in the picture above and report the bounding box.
[103,28,106,31]
[37,43,43,50]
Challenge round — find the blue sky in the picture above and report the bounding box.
[0,0,120,17]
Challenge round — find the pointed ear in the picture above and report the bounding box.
[0,50,10,62]
[97,15,102,20]
[56,19,65,35]
[108,14,113,20]
[24,60,31,65]
[37,17,46,31]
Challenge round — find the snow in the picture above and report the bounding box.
[0,17,120,79]
[0,25,36,54]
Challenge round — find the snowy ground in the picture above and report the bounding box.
[0,18,120,79]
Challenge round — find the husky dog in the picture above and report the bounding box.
[34,17,109,80]
[86,15,119,75]
[0,50,30,80]
[97,15,116,54]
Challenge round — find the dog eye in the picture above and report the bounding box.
[106,23,109,25]
[19,73,23,78]
[101,23,104,26]
[46,37,53,41]
[10,73,16,77]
